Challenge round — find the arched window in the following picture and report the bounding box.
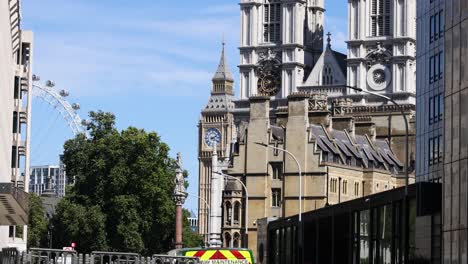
[224,233,232,248]
[233,202,241,225]
[322,65,334,85]
[233,233,241,248]
[225,202,232,225]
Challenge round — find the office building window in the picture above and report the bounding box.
[429,135,443,166]
[263,0,281,43]
[429,93,444,124]
[12,111,18,133]
[371,0,391,36]
[272,188,281,207]
[11,146,18,168]
[9,226,14,238]
[14,77,20,99]
[430,10,444,43]
[429,52,444,84]
[271,162,283,180]
[343,180,348,195]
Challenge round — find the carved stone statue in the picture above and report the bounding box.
[173,152,186,205]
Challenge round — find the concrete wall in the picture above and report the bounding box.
[0,0,14,184]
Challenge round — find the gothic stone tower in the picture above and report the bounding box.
[238,0,324,100]
[198,43,236,243]
[347,0,416,104]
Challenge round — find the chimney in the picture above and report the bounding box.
[246,95,271,173]
[285,92,310,174]
[355,116,377,141]
[331,98,355,135]
[308,93,331,128]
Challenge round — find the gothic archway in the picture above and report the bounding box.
[224,232,232,248]
[233,232,241,248]
[233,201,241,225]
[225,201,232,225]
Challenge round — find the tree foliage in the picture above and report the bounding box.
[27,194,49,248]
[182,209,204,248]
[51,111,180,254]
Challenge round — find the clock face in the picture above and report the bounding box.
[256,56,281,96]
[205,128,221,148]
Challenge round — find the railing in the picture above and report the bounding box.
[152,255,199,264]
[0,249,200,264]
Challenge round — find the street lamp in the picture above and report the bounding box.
[254,142,304,264]
[345,85,409,195]
[254,142,303,222]
[345,85,410,263]
[185,192,210,244]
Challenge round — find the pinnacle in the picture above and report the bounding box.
[212,42,234,82]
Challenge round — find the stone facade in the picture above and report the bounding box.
[198,0,417,256]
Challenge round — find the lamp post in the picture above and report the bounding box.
[344,85,409,195]
[254,142,303,222]
[214,171,249,247]
[345,85,410,262]
[254,142,304,264]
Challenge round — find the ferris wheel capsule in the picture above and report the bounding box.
[46,80,55,87]
[72,103,80,110]
[59,90,69,97]
[32,74,40,81]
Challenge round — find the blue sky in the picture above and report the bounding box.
[22,0,348,212]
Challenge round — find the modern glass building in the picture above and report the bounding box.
[263,182,442,264]
[416,0,445,183]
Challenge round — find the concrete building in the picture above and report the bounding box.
[188,211,199,233]
[442,0,468,262]
[0,0,33,251]
[29,165,67,198]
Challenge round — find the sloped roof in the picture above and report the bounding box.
[310,125,402,173]
[212,43,234,82]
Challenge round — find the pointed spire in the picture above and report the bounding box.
[326,32,332,49]
[212,38,234,82]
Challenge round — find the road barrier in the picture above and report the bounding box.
[0,248,200,264]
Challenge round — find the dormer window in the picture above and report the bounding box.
[263,0,281,43]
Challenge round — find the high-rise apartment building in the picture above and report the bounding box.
[29,165,67,198]
[0,0,33,251]
[442,0,468,262]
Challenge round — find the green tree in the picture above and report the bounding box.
[27,194,48,248]
[52,111,178,254]
[51,200,108,252]
[182,209,204,248]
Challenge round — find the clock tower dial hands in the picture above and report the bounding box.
[204,128,221,148]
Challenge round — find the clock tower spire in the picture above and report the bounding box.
[212,40,234,95]
[198,42,236,244]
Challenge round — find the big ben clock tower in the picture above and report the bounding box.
[198,42,235,243]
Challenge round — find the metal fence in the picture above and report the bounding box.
[0,248,199,264]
